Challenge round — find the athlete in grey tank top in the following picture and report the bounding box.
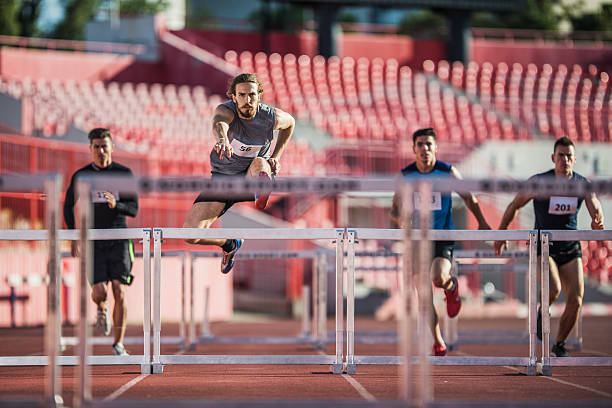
[182,73,296,275]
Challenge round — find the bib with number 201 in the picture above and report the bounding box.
[413,192,442,211]
[92,191,119,204]
[548,196,577,215]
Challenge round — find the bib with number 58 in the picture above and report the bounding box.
[548,196,577,215]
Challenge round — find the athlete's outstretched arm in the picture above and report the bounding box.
[494,193,533,255]
[211,104,235,159]
[585,193,604,230]
[450,167,491,230]
[269,108,295,175]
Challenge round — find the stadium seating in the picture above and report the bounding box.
[424,59,610,143]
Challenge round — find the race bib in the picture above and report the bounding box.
[548,196,577,215]
[231,139,263,158]
[414,192,442,211]
[92,190,119,203]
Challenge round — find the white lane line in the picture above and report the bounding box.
[103,345,187,400]
[103,374,149,401]
[455,351,612,399]
[341,374,377,402]
[315,350,377,401]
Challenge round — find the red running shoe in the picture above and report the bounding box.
[444,277,461,318]
[432,342,447,356]
[255,172,271,210]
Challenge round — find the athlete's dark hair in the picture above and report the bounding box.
[88,128,112,143]
[412,127,436,144]
[227,73,263,98]
[553,136,574,153]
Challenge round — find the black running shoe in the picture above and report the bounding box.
[552,341,569,357]
[536,306,542,341]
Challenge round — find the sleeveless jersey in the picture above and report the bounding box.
[401,161,454,230]
[531,169,586,250]
[210,100,276,175]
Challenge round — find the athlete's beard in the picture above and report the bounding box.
[239,105,256,118]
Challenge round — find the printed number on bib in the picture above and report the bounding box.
[414,192,442,211]
[92,191,119,204]
[231,139,263,158]
[548,196,577,215]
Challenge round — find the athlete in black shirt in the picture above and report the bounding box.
[494,137,604,357]
[63,128,138,356]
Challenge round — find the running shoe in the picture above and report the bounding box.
[95,302,111,336]
[255,172,272,210]
[112,342,129,356]
[432,342,447,356]
[552,341,569,357]
[221,239,243,274]
[444,277,461,318]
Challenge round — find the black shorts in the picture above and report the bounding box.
[538,240,582,267]
[193,172,253,217]
[91,240,134,285]
[433,241,454,262]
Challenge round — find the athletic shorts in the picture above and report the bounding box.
[433,241,454,262]
[193,171,253,217]
[91,240,134,285]
[538,240,582,267]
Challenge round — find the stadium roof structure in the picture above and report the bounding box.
[278,0,526,11]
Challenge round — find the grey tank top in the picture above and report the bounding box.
[210,100,276,175]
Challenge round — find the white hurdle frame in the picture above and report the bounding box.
[345,227,540,375]
[150,228,346,374]
[539,229,612,376]
[189,249,324,348]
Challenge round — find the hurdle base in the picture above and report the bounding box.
[346,363,356,374]
[332,363,343,374]
[140,364,151,374]
[526,365,537,376]
[152,363,164,374]
[541,364,552,376]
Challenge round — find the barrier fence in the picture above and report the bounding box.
[0,173,610,408]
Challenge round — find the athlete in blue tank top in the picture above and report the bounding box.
[390,128,491,356]
[494,136,604,357]
[182,73,295,275]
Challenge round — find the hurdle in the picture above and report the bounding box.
[539,229,612,375]
[188,249,326,348]
[150,227,346,374]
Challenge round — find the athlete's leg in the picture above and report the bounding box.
[183,201,227,246]
[91,282,108,308]
[555,257,584,343]
[111,279,127,345]
[246,157,272,176]
[431,257,453,290]
[538,256,562,304]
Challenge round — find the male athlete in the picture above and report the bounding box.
[494,136,604,357]
[64,128,138,356]
[391,127,491,356]
[183,73,295,274]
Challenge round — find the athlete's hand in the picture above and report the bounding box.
[592,218,604,230]
[104,192,116,209]
[268,157,280,175]
[71,241,80,257]
[215,139,233,159]
[494,240,507,256]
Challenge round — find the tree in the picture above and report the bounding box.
[51,0,100,40]
[566,3,612,32]
[119,0,169,17]
[248,4,307,33]
[0,0,20,36]
[398,10,446,38]
[17,0,42,37]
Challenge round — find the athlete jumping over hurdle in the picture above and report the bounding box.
[183,73,295,274]
[391,127,491,356]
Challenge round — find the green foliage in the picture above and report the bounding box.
[398,10,446,37]
[470,12,507,29]
[17,0,42,37]
[469,0,562,31]
[0,0,20,36]
[248,4,306,32]
[119,0,169,17]
[51,0,100,40]
[185,4,212,29]
[567,3,612,32]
